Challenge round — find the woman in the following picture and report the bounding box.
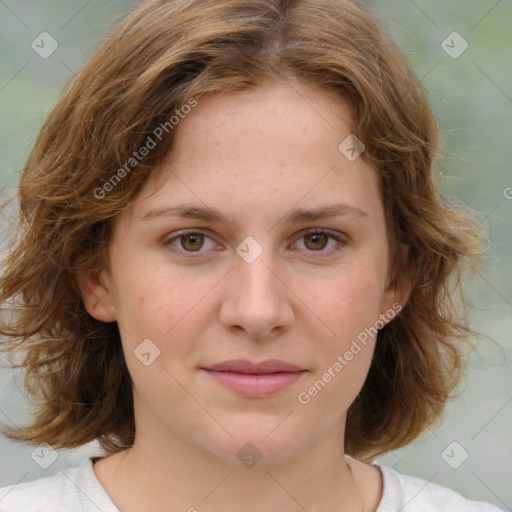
[0,0,503,510]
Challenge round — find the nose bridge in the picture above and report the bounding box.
[233,244,282,307]
[219,240,293,338]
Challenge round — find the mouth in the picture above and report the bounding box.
[201,359,308,397]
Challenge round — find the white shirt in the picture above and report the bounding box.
[0,457,504,511]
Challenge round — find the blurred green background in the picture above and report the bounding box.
[0,0,511,509]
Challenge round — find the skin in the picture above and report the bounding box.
[79,81,410,512]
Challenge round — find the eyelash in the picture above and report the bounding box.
[162,228,348,258]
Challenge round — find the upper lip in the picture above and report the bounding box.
[203,359,305,374]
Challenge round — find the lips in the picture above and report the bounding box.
[201,359,307,397]
[204,359,305,374]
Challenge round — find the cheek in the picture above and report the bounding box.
[298,265,383,391]
[111,259,189,326]
[111,261,220,371]
[304,265,384,340]
[298,269,381,413]
[108,267,177,360]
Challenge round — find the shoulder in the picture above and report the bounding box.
[376,464,505,512]
[0,465,80,512]
[0,458,118,512]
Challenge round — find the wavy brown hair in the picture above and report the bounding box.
[0,0,485,461]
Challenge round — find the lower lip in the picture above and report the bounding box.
[202,369,307,397]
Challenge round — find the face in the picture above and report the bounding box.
[81,82,405,467]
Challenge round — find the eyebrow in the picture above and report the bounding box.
[140,202,368,226]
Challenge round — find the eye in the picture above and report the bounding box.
[163,228,347,258]
[293,229,347,254]
[163,230,218,255]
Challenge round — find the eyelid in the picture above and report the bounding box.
[161,229,220,256]
[162,227,349,257]
[297,228,349,254]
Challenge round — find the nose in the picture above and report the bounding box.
[219,249,295,340]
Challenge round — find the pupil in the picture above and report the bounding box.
[307,233,326,250]
[183,234,202,251]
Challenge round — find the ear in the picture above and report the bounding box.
[77,268,117,323]
[378,243,412,326]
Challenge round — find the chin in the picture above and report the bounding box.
[201,418,309,468]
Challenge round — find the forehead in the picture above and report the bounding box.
[170,82,355,160]
[126,82,383,230]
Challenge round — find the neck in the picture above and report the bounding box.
[94,427,365,512]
